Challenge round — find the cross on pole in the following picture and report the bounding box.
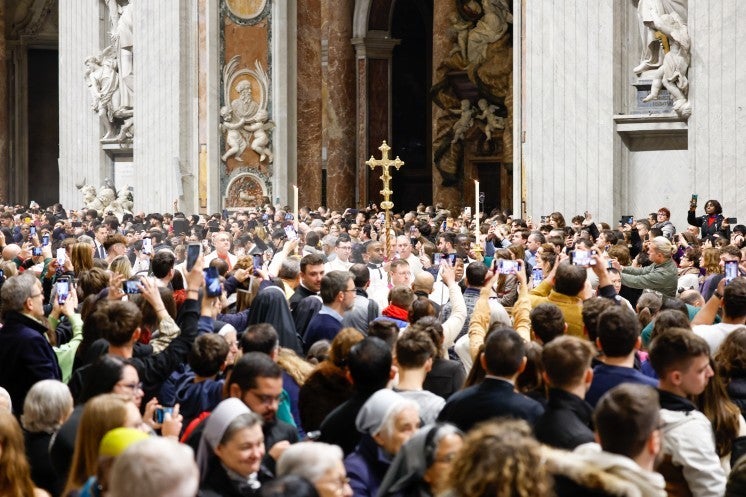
[366,140,405,260]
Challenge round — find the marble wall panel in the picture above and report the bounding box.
[222,19,269,174]
[297,0,323,208]
[355,57,368,206]
[689,0,746,220]
[58,0,105,210]
[323,0,356,210]
[522,0,615,222]
[0,5,7,202]
[367,58,389,203]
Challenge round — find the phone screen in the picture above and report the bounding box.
[204,267,222,297]
[186,243,201,272]
[56,248,66,267]
[253,254,263,271]
[725,260,739,284]
[56,280,70,304]
[532,267,543,284]
[142,238,152,254]
[283,225,298,241]
[433,253,442,266]
[42,234,50,246]
[32,247,42,256]
[122,280,141,294]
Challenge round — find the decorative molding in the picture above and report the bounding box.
[352,30,400,59]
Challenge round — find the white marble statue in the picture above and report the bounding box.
[107,0,134,109]
[641,10,691,118]
[476,98,505,141]
[246,109,275,163]
[84,52,118,140]
[231,80,259,122]
[631,0,688,74]
[451,99,475,144]
[220,106,248,162]
[77,179,133,219]
[448,13,471,60]
[466,0,512,65]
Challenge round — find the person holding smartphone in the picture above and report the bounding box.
[688,198,728,240]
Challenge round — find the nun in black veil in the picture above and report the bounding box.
[245,285,304,355]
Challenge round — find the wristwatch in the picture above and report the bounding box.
[713,290,723,300]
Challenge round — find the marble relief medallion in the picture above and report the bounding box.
[225,0,267,20]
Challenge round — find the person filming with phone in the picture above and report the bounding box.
[611,236,678,298]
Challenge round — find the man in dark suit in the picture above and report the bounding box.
[437,325,544,432]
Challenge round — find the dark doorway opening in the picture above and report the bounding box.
[390,0,432,213]
[27,49,59,206]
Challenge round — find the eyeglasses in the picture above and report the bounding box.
[343,288,356,293]
[118,381,143,393]
[29,293,43,299]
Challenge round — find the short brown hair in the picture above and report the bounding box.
[594,384,660,459]
[95,300,143,347]
[388,285,415,307]
[395,328,436,369]
[649,327,710,378]
[581,297,615,341]
[541,335,594,389]
[189,334,229,377]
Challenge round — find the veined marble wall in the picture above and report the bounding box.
[689,1,746,221]
[0,4,7,203]
[521,0,615,222]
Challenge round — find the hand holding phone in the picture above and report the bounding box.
[690,194,698,209]
[186,243,201,272]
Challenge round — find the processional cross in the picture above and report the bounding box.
[366,140,405,259]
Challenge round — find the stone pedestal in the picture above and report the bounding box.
[297,0,323,209]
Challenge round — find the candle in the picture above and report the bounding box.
[474,179,480,246]
[293,185,299,230]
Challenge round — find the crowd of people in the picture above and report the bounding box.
[1,196,746,496]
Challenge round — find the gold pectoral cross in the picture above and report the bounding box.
[366,140,405,259]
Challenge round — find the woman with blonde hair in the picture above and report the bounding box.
[108,255,132,280]
[62,394,137,496]
[0,410,50,497]
[70,243,94,274]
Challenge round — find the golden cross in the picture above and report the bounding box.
[366,140,405,259]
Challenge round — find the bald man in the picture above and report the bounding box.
[2,244,21,262]
[412,271,440,314]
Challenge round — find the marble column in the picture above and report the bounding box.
[58,0,106,210]
[0,5,7,203]
[321,0,356,210]
[430,0,460,210]
[133,0,199,213]
[352,32,399,206]
[297,0,323,209]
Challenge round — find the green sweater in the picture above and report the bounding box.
[621,258,678,298]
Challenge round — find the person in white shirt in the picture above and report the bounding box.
[324,234,353,273]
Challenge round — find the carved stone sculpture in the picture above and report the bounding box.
[450,99,475,144]
[476,98,505,141]
[220,57,275,164]
[76,178,133,220]
[85,0,134,143]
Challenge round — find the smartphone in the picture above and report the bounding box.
[447,253,458,266]
[56,279,70,305]
[620,215,634,225]
[41,234,50,246]
[141,237,152,255]
[122,280,141,294]
[607,260,614,269]
[29,226,36,236]
[0,269,4,281]
[284,225,299,241]
[540,216,548,224]
[571,249,595,266]
[728,218,738,224]
[464,207,471,216]
[252,253,263,271]
[532,267,543,285]
[154,406,174,424]
[725,260,739,285]
[496,260,519,275]
[186,243,201,272]
[32,247,42,256]
[284,213,294,221]
[56,248,66,267]
[204,266,222,297]
[691,194,698,207]
[433,253,443,266]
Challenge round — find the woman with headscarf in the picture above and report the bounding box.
[247,286,303,355]
[344,390,420,497]
[197,398,270,497]
[377,423,463,497]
